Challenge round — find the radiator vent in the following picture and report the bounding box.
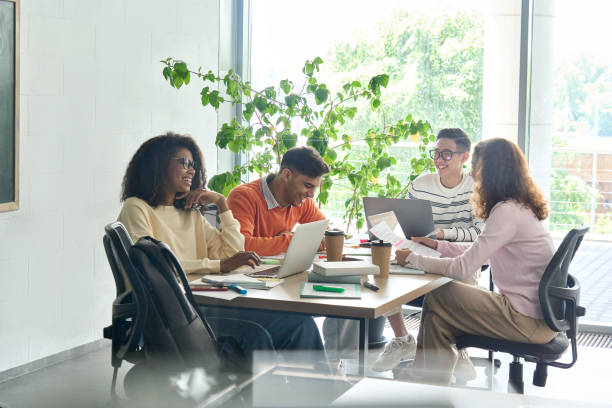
[397,312,612,349]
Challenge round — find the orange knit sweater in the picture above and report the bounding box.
[227,178,326,256]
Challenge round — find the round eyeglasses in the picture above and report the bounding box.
[428,149,466,161]
[174,157,197,170]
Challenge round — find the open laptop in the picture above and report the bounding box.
[245,219,330,279]
[363,197,434,239]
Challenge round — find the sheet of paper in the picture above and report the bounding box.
[369,221,407,248]
[389,264,425,275]
[370,220,442,257]
[367,211,399,231]
[202,274,263,284]
[189,288,241,300]
[397,239,441,258]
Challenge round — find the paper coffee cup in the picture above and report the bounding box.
[325,230,345,262]
[371,240,392,276]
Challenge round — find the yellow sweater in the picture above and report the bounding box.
[118,197,244,274]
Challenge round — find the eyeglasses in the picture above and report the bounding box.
[174,157,197,170]
[429,149,466,161]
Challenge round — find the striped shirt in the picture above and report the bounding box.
[408,172,484,242]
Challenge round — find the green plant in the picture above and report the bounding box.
[161,57,435,232]
[550,169,600,231]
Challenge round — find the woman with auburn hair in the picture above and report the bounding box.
[118,132,326,363]
[395,138,556,384]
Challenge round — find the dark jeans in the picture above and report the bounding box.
[200,305,328,369]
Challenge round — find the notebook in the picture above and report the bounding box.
[311,261,379,276]
[246,219,330,279]
[299,282,361,299]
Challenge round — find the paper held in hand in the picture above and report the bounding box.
[368,212,441,258]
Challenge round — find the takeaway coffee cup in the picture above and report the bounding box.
[325,230,345,262]
[371,240,392,276]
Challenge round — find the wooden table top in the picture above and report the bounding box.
[190,271,451,319]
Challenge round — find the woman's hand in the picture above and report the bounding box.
[395,249,412,266]
[410,236,439,250]
[220,251,261,273]
[177,188,229,213]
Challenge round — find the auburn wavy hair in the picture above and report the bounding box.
[121,132,206,207]
[471,138,548,221]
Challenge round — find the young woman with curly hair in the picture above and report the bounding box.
[395,138,556,384]
[118,132,326,364]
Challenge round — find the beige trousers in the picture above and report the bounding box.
[414,280,555,384]
[383,267,481,318]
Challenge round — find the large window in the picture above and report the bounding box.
[251,0,485,229]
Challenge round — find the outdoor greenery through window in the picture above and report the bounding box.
[251,0,485,231]
[546,0,612,237]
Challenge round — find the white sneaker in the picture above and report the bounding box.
[372,335,417,372]
[453,349,477,382]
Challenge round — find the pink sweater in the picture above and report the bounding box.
[405,200,554,319]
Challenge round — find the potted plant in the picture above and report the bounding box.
[161,57,435,233]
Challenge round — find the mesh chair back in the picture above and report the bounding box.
[539,225,589,332]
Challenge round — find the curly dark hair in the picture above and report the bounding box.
[471,138,548,221]
[121,132,206,207]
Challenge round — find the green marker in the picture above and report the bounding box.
[313,285,345,293]
[261,258,281,265]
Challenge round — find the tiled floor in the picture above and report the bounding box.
[570,241,612,323]
[0,340,611,407]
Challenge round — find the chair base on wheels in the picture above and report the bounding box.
[456,332,570,393]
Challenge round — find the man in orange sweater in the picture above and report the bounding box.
[227,146,329,256]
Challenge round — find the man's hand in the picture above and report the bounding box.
[220,251,261,273]
[395,249,412,266]
[276,231,293,238]
[318,237,326,252]
[410,236,439,250]
[176,188,229,213]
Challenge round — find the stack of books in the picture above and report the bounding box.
[309,261,379,284]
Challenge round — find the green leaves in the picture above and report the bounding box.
[367,74,389,95]
[314,85,330,105]
[161,56,437,234]
[280,79,293,94]
[302,56,324,77]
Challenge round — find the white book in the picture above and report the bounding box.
[312,261,380,277]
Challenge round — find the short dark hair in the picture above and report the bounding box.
[280,146,330,178]
[121,132,206,207]
[436,128,471,152]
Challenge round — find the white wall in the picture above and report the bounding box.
[0,0,220,371]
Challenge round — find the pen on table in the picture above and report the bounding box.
[313,285,345,293]
[190,286,229,292]
[229,284,247,294]
[363,281,379,292]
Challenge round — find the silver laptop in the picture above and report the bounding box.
[363,197,434,239]
[246,219,330,279]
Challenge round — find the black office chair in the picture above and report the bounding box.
[102,222,149,398]
[456,225,588,393]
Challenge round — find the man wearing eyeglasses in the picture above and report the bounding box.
[227,146,330,256]
[372,128,484,380]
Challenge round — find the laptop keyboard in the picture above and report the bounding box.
[246,265,281,278]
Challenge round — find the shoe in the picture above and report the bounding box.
[371,335,417,372]
[453,349,477,382]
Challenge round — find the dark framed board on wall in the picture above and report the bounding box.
[0,0,19,212]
